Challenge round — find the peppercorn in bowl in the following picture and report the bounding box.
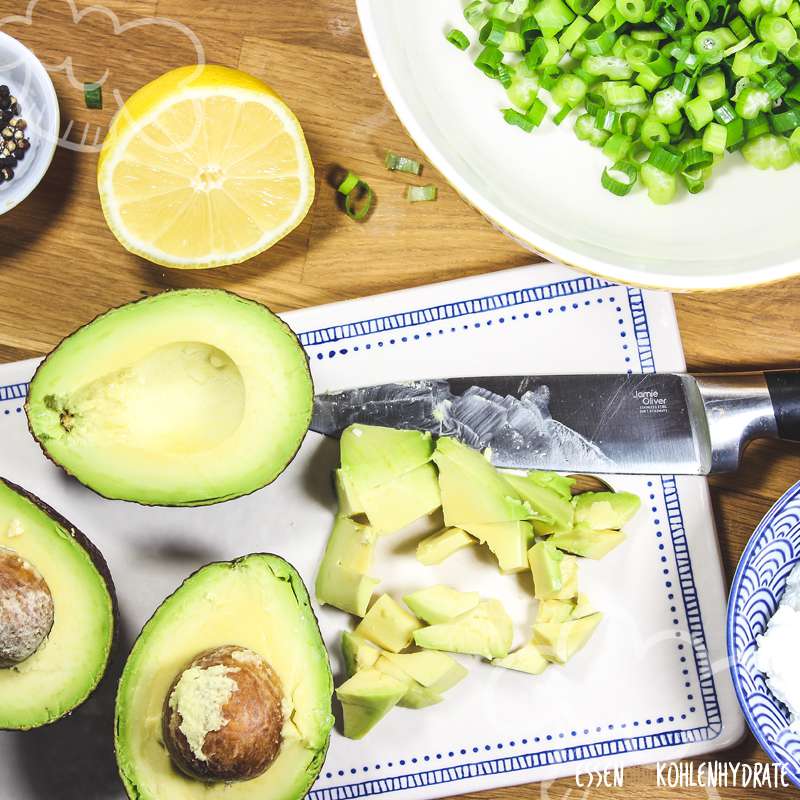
[0,32,58,215]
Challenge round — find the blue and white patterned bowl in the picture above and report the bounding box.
[728,480,800,787]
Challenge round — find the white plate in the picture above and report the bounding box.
[0,264,743,800]
[356,0,799,292]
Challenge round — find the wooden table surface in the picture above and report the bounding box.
[1,2,799,799]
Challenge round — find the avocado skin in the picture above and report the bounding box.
[114,553,333,800]
[24,288,314,507]
[0,477,118,730]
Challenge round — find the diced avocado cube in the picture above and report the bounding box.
[573,491,641,530]
[492,643,549,675]
[382,651,468,693]
[334,468,365,517]
[527,471,575,499]
[318,515,376,576]
[433,437,532,526]
[532,613,603,664]
[374,655,443,709]
[466,520,534,573]
[403,585,480,624]
[528,541,565,599]
[413,599,513,660]
[316,565,379,617]
[549,526,626,559]
[571,592,597,619]
[416,526,476,566]
[341,631,380,677]
[355,594,423,652]
[557,554,579,600]
[340,424,433,490]
[336,668,407,739]
[504,473,574,533]
[536,599,575,623]
[359,462,441,534]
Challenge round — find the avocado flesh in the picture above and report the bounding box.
[503,474,574,534]
[416,527,475,566]
[373,655,443,709]
[403,585,480,624]
[532,613,603,664]
[433,437,531,526]
[336,668,406,739]
[26,290,313,506]
[573,492,641,530]
[341,632,379,678]
[381,651,467,692]
[549,526,626,559]
[469,520,533,573]
[0,479,114,730]
[492,644,549,675]
[115,555,333,800]
[354,594,423,653]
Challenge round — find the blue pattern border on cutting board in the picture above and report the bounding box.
[0,275,721,799]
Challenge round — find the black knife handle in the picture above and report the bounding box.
[766,370,800,442]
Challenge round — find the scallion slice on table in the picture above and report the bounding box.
[337,171,374,221]
[406,184,439,202]
[447,28,471,49]
[84,82,102,109]
[446,0,800,202]
[385,151,423,174]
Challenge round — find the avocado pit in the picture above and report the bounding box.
[162,645,285,783]
[0,546,54,667]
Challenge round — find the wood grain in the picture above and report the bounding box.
[1,2,799,799]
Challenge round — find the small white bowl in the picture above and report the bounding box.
[357,0,800,291]
[0,31,59,215]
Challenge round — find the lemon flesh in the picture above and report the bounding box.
[98,65,314,269]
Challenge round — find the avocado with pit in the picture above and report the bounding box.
[503,473,574,534]
[416,527,475,566]
[336,668,406,739]
[549,526,626,559]
[433,437,532,526]
[573,491,641,530]
[354,594,423,653]
[315,516,379,616]
[115,554,333,800]
[25,289,313,506]
[341,632,380,678]
[413,599,513,660]
[0,478,115,730]
[403,585,480,624]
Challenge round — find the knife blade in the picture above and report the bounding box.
[311,371,798,474]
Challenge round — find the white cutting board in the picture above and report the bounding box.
[0,264,743,800]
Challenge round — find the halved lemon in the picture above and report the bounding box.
[98,65,314,270]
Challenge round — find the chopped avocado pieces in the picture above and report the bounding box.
[416,526,475,565]
[334,469,365,517]
[550,526,626,559]
[492,643,549,675]
[315,516,379,617]
[403,585,480,624]
[528,541,564,599]
[336,668,406,739]
[374,655,443,709]
[536,599,576,623]
[340,425,433,491]
[469,520,533,573]
[355,594,423,653]
[414,599,513,660]
[572,592,597,619]
[0,479,115,730]
[381,651,468,693]
[115,554,333,800]
[341,632,380,677]
[26,289,313,506]
[433,437,531,526]
[528,471,575,499]
[504,473,575,533]
[533,613,603,664]
[357,463,441,534]
[573,491,641,530]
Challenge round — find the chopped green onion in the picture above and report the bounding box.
[741,132,793,167]
[447,28,471,49]
[686,0,710,29]
[406,184,439,202]
[560,15,591,50]
[84,82,102,109]
[475,45,504,77]
[602,131,634,158]
[337,171,360,196]
[702,121,729,152]
[641,161,678,202]
[648,142,684,172]
[697,70,727,102]
[685,95,714,128]
[503,106,537,131]
[384,151,423,175]
[527,97,549,124]
[343,180,374,221]
[533,0,577,36]
[601,160,639,193]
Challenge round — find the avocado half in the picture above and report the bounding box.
[25,289,313,506]
[115,554,334,800]
[0,478,115,729]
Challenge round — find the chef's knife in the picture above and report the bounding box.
[310,371,800,475]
